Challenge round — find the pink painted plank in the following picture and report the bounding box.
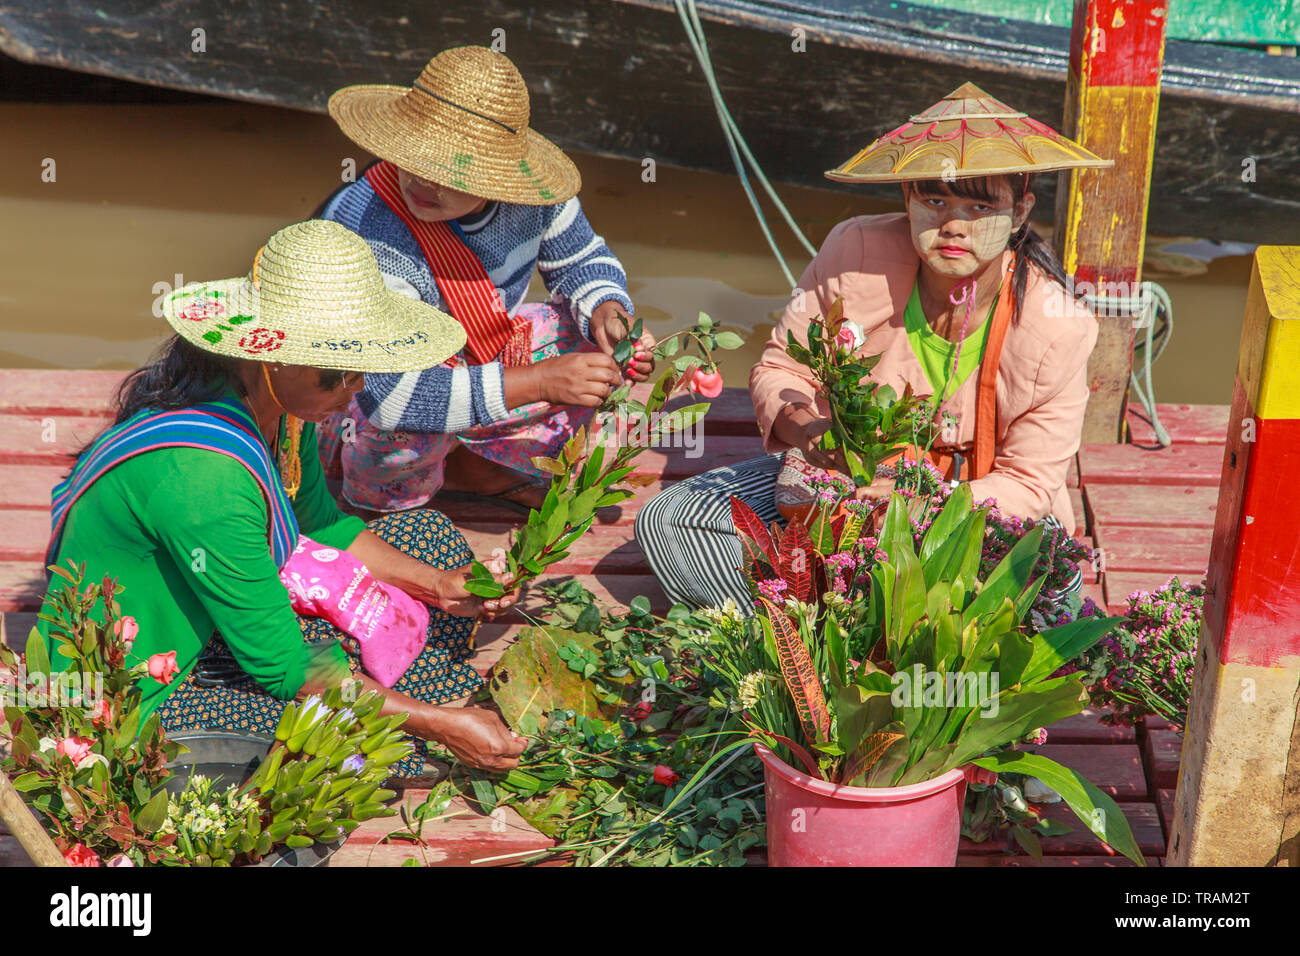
[1126,403,1229,446]
[0,413,113,464]
[1024,744,1148,800]
[0,562,46,612]
[1069,487,1086,531]
[1077,443,1226,487]
[0,370,124,416]
[1091,525,1212,575]
[1142,715,1177,733]
[1142,728,1182,791]
[0,465,68,509]
[0,510,50,562]
[1103,571,1202,613]
[958,853,1158,867]
[1084,482,1218,529]
[1045,709,1136,745]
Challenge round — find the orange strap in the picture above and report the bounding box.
[972,259,1017,480]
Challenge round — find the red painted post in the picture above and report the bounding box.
[1168,246,1300,865]
[1053,0,1168,443]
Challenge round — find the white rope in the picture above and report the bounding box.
[1081,282,1174,446]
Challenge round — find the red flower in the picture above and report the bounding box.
[147,650,180,685]
[63,844,101,867]
[238,328,286,354]
[55,736,96,767]
[626,700,653,721]
[653,764,680,787]
[113,615,139,654]
[178,299,225,321]
[90,698,112,728]
[685,366,724,398]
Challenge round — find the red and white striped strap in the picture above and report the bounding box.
[365,161,514,365]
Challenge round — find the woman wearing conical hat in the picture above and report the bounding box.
[316,45,650,515]
[636,84,1113,610]
[40,220,528,775]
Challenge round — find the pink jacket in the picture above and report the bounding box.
[750,213,1097,533]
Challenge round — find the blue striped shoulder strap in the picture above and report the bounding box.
[47,399,300,572]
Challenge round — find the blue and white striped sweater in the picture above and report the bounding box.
[322,176,633,433]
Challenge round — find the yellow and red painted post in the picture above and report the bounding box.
[1168,246,1300,866]
[1053,0,1168,443]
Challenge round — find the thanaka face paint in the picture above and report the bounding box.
[904,182,1030,280]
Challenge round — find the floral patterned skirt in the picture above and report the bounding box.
[155,509,482,778]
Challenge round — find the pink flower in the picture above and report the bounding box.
[685,366,724,398]
[1023,727,1048,746]
[55,736,96,767]
[62,844,100,867]
[90,697,112,728]
[113,616,139,654]
[483,547,509,576]
[653,764,680,787]
[106,854,135,868]
[147,650,180,685]
[756,579,789,604]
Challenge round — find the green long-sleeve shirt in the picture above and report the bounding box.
[39,414,364,719]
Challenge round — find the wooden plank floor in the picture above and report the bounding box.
[0,370,1215,866]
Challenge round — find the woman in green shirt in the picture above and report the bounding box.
[42,220,527,775]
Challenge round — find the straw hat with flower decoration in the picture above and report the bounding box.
[825,82,1113,183]
[160,218,466,372]
[328,45,580,206]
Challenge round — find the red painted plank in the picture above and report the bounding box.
[1091,525,1211,575]
[960,801,1163,856]
[0,370,123,416]
[1084,482,1218,529]
[1024,744,1148,800]
[1126,403,1229,446]
[0,413,113,464]
[1142,728,1182,791]
[1078,443,1226,487]
[1045,709,1135,745]
[1157,788,1176,841]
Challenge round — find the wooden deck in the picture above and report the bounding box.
[0,370,1218,866]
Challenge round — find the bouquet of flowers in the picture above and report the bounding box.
[784,296,936,486]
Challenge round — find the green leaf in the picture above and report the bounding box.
[464,579,507,598]
[613,339,633,365]
[672,354,702,373]
[655,336,680,358]
[134,788,170,834]
[971,751,1145,866]
[629,596,652,619]
[696,313,713,333]
[24,629,51,681]
[714,331,744,350]
[1022,615,1126,685]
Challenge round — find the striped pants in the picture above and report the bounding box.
[634,454,1083,613]
[634,454,783,610]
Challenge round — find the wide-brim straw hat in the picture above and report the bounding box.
[160,219,466,372]
[328,46,580,206]
[826,82,1113,183]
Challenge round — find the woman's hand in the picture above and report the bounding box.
[416,706,528,772]
[426,565,516,618]
[528,352,625,407]
[773,402,847,473]
[590,301,655,382]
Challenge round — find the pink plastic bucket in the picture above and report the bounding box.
[755,743,968,867]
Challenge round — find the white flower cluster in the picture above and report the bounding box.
[698,597,744,629]
[159,775,258,839]
[731,671,771,712]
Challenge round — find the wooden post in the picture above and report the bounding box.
[1168,246,1300,866]
[0,769,66,866]
[1053,0,1168,443]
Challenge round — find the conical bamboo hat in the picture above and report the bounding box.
[826,83,1113,183]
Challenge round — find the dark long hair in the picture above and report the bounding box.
[907,173,1069,324]
[110,334,246,426]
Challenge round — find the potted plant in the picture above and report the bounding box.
[708,485,1145,866]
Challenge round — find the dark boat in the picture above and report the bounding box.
[2,0,1297,242]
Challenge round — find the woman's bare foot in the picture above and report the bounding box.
[440,445,549,510]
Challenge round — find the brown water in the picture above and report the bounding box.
[0,100,1251,404]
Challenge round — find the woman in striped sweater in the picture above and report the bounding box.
[317,46,652,513]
